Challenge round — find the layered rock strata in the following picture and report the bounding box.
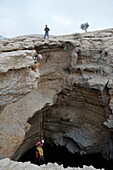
[0,29,113,161]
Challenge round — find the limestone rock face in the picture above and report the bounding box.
[0,29,113,161]
[0,50,34,73]
[0,158,104,170]
[0,49,39,159]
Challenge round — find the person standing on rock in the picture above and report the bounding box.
[44,25,50,39]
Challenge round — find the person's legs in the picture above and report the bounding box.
[44,32,49,39]
[44,32,47,39]
[44,33,45,39]
[33,64,37,72]
[36,151,38,164]
[47,32,49,39]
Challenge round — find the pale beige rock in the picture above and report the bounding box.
[0,28,113,161]
[0,50,34,73]
[0,158,104,170]
[88,76,108,91]
[0,69,39,106]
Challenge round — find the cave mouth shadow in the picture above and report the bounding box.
[19,142,113,170]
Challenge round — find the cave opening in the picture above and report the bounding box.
[19,142,113,170]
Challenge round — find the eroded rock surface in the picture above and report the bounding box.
[0,158,104,170]
[0,29,113,161]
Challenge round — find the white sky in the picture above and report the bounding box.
[0,0,113,38]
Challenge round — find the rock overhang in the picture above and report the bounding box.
[0,29,113,160]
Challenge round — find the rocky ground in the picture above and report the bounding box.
[0,29,113,165]
[0,158,104,170]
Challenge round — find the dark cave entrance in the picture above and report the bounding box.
[19,142,113,170]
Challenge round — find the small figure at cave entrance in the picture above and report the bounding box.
[36,140,44,165]
[30,49,43,73]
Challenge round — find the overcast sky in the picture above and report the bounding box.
[0,0,113,38]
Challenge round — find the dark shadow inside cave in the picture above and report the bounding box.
[19,142,113,170]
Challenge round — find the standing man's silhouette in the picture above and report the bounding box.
[44,25,50,39]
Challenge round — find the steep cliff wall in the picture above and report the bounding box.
[0,29,113,161]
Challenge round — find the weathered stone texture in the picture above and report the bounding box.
[0,158,104,170]
[0,50,34,73]
[0,29,113,161]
